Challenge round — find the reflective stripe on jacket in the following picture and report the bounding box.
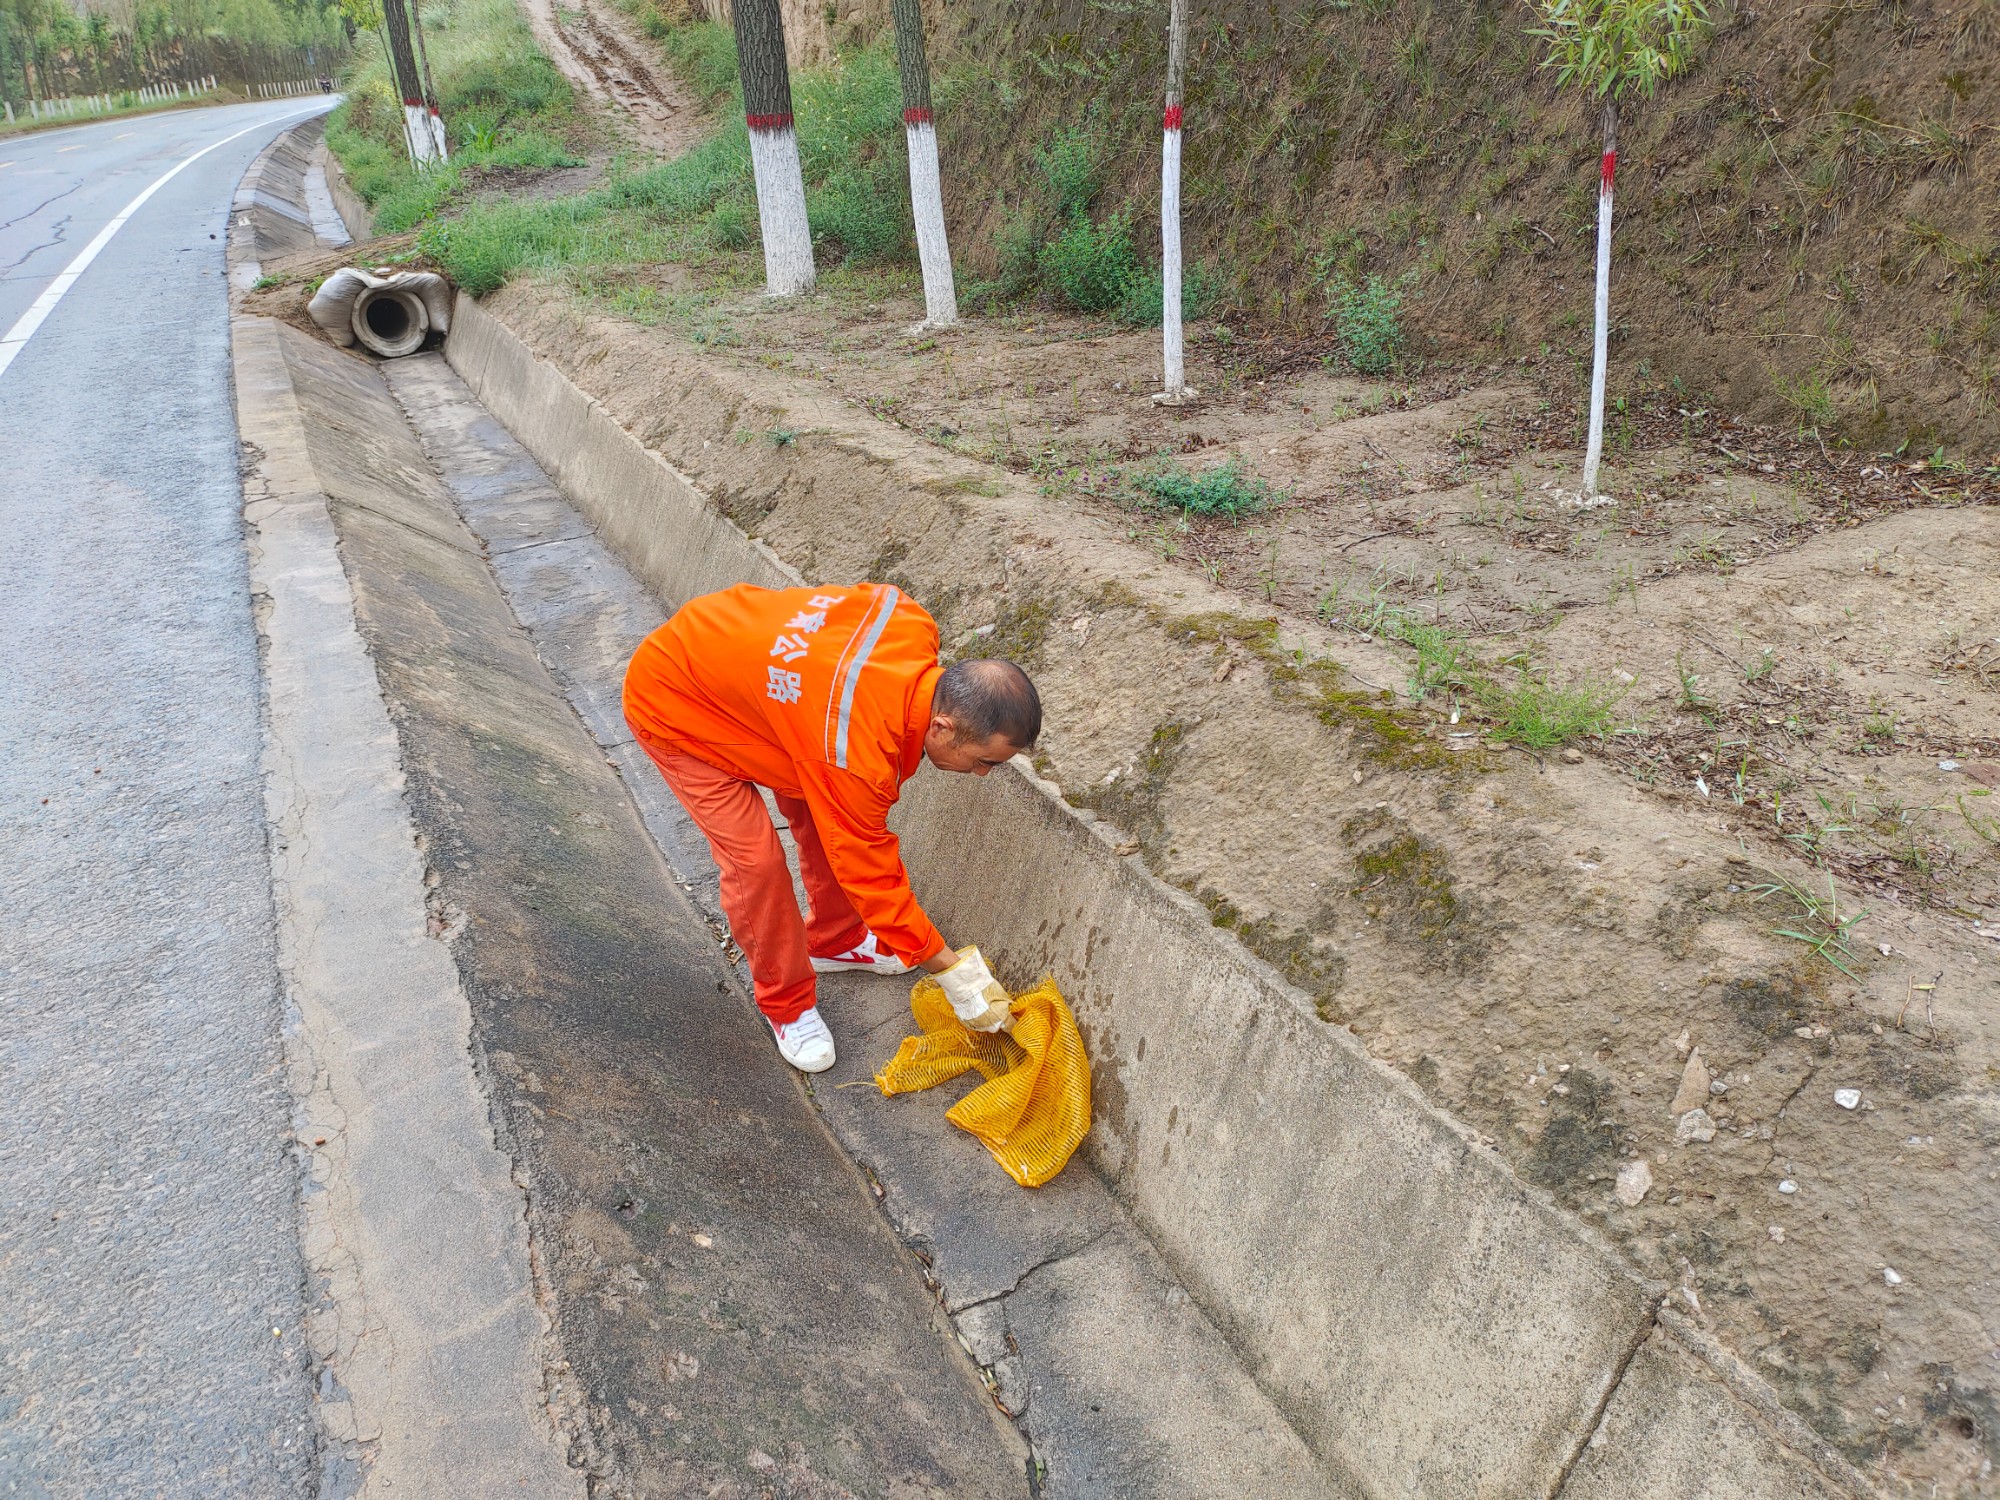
[622,582,946,964]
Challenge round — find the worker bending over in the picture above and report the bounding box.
[622,581,1038,1072]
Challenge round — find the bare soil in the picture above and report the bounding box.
[925,0,2000,456]
[478,269,2000,1498]
[520,0,709,159]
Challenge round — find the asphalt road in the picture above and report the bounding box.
[0,100,334,1498]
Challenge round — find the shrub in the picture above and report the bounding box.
[1132,456,1281,518]
[1043,209,1138,313]
[1115,261,1226,326]
[1034,123,1104,217]
[1330,271,1413,375]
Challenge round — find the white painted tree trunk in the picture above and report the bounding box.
[748,123,815,296]
[1581,101,1617,500]
[403,103,439,163]
[905,120,956,326]
[1161,121,1187,395]
[1157,0,1193,402]
[427,106,449,160]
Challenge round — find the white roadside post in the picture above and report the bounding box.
[1581,100,1616,499]
[1528,0,1712,504]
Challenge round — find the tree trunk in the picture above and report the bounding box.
[733,0,814,295]
[1157,0,1192,401]
[379,0,437,164]
[1581,97,1617,498]
[407,0,448,159]
[892,0,955,326]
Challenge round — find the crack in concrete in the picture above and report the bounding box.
[951,1225,1118,1319]
[1546,1291,1664,1499]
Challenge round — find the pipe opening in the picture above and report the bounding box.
[363,296,412,343]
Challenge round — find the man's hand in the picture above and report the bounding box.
[934,947,1014,1033]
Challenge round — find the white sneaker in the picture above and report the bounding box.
[809,931,910,977]
[769,1006,837,1073]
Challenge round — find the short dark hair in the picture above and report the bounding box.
[934,659,1042,748]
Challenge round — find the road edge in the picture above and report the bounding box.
[229,121,587,1500]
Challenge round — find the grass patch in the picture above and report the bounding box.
[1133,456,1282,517]
[1480,669,1626,749]
[326,0,585,233]
[333,13,923,296]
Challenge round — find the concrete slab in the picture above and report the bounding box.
[388,345,1346,1500]
[237,313,583,1498]
[1562,1325,1857,1500]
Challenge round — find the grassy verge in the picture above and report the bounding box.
[0,90,245,139]
[327,0,586,236]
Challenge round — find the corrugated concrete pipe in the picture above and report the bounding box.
[306,268,453,358]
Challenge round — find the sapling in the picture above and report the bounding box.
[891,0,956,326]
[1527,0,1711,499]
[731,0,814,295]
[1154,0,1195,403]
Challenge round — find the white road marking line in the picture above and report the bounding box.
[56,145,83,153]
[0,105,321,381]
[115,132,136,139]
[0,161,13,170]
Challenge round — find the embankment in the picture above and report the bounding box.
[441,285,1880,1500]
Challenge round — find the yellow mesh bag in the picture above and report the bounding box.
[873,973,1091,1188]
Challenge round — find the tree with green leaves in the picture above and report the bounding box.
[1527,0,1712,500]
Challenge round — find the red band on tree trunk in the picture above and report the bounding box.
[1600,149,1617,190]
[402,96,422,107]
[745,112,794,131]
[903,107,932,125]
[1163,104,1184,130]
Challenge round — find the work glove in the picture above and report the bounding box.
[935,947,1014,1034]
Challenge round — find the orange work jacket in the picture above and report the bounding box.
[622,582,946,965]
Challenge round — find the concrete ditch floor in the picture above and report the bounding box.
[374,350,1345,1499]
[269,323,1030,1499]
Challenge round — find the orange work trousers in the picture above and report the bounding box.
[631,728,868,1024]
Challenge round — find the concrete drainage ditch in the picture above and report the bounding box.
[243,117,1876,1500]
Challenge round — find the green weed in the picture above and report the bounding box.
[1772,366,1837,431]
[1132,456,1281,518]
[1329,272,1414,375]
[1751,871,1867,977]
[1481,670,1626,749]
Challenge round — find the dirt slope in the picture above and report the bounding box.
[481,272,2000,1497]
[917,0,2000,455]
[519,0,707,158]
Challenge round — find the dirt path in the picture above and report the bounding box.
[518,0,704,159]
